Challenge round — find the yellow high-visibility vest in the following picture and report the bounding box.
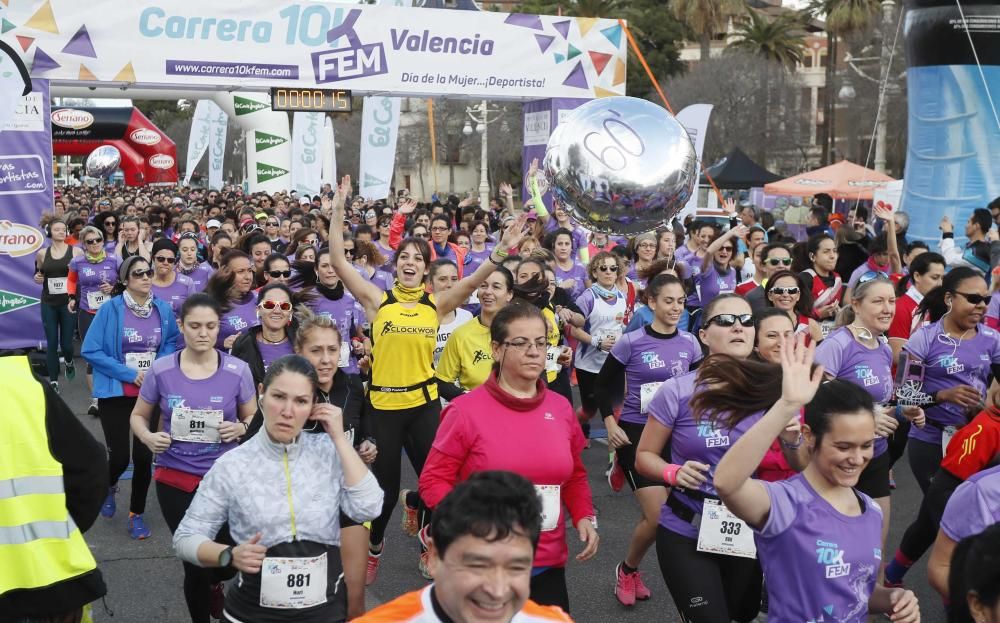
[0,356,98,595]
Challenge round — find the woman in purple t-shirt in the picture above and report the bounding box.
[204,250,260,351]
[695,225,744,317]
[712,336,920,623]
[597,274,702,607]
[635,294,772,622]
[131,293,256,623]
[545,227,588,302]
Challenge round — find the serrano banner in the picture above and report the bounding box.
[0,79,50,351]
[1,1,628,100]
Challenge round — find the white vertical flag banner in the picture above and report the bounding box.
[291,111,323,195]
[321,116,336,187]
[184,100,214,184]
[675,104,714,218]
[207,102,227,190]
[358,96,401,200]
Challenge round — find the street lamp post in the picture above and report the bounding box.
[462,100,504,207]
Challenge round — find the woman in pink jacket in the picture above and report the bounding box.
[419,301,599,614]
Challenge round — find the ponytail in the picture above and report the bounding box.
[917,266,981,323]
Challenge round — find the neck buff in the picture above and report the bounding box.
[317,281,345,301]
[86,248,107,263]
[483,370,546,411]
[123,289,153,319]
[591,282,621,300]
[392,280,426,303]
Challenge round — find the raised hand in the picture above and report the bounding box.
[779,333,824,408]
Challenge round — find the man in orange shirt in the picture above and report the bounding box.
[357,471,573,623]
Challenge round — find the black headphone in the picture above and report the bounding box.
[44,222,51,238]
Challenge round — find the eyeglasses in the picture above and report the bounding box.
[954,291,992,306]
[84,238,103,245]
[131,268,154,279]
[596,264,619,273]
[858,270,890,285]
[770,286,800,296]
[503,337,549,353]
[104,220,116,226]
[154,255,176,264]
[637,242,656,249]
[765,257,793,267]
[705,313,754,328]
[431,226,450,233]
[258,300,293,312]
[267,270,292,279]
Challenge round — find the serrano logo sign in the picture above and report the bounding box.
[0,221,43,257]
[50,108,95,130]
[149,154,175,169]
[130,128,162,145]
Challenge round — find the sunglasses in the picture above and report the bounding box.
[770,286,800,296]
[858,270,890,285]
[259,300,293,311]
[266,221,279,226]
[954,291,992,306]
[705,313,754,328]
[719,246,734,253]
[131,268,154,279]
[765,257,792,267]
[596,264,619,273]
[344,248,355,255]
[413,233,429,239]
[268,270,292,279]
[84,238,103,245]
[104,220,116,226]
[154,255,176,264]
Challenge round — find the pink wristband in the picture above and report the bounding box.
[662,464,682,486]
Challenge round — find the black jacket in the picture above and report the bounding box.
[0,368,108,621]
[229,325,280,389]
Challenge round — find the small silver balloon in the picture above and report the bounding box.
[543,97,697,236]
[85,145,122,179]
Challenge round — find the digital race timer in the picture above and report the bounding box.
[269,88,352,112]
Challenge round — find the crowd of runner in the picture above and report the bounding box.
[11,172,1000,623]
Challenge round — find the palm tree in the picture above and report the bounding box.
[727,10,806,70]
[727,10,806,166]
[803,0,880,164]
[671,0,746,61]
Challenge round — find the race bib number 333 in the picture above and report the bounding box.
[696,499,756,559]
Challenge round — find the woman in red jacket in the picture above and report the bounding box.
[419,302,599,613]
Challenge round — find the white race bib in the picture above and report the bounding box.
[260,554,328,609]
[125,351,154,373]
[535,484,561,532]
[696,499,756,559]
[86,290,109,309]
[820,320,835,338]
[942,425,958,454]
[344,426,355,446]
[338,340,350,369]
[640,382,663,414]
[170,407,223,444]
[545,346,562,373]
[47,277,68,295]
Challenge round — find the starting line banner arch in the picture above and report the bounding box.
[0,1,628,100]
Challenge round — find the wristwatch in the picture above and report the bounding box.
[584,515,598,531]
[218,545,234,568]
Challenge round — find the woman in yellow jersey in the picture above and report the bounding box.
[326,175,528,583]
[435,266,515,397]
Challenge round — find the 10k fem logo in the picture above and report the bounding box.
[312,10,387,83]
[816,540,850,578]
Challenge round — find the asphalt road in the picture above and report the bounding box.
[57,372,947,623]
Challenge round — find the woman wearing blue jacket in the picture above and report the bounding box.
[82,255,178,540]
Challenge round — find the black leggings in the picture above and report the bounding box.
[907,437,942,493]
[157,481,236,623]
[576,368,620,438]
[97,396,152,514]
[530,567,570,613]
[888,419,911,467]
[656,526,762,623]
[895,470,962,565]
[367,399,441,546]
[78,311,96,374]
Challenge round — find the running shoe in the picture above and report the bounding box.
[100,486,118,518]
[633,569,651,601]
[49,381,59,394]
[64,358,76,381]
[418,550,433,580]
[607,453,625,492]
[209,582,225,619]
[614,562,637,606]
[128,513,150,540]
[366,543,383,586]
[88,399,99,418]
[399,489,419,537]
[889,469,897,490]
